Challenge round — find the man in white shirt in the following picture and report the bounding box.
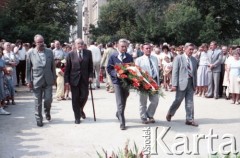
[88,41,101,89]
[53,40,65,65]
[14,40,26,86]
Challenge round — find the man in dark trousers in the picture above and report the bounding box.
[166,43,199,127]
[64,38,93,124]
[107,38,133,130]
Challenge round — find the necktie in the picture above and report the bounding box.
[79,50,82,60]
[149,57,156,77]
[211,50,214,62]
[187,58,192,78]
[121,53,124,62]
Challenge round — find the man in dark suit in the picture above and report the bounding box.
[26,34,56,127]
[64,38,93,124]
[166,43,199,127]
[107,39,134,130]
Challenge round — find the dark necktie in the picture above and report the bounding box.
[211,50,214,62]
[149,57,156,77]
[187,58,192,78]
[121,53,124,62]
[79,50,82,60]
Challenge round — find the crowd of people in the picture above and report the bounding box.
[0,36,240,129]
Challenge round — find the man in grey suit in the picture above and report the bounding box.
[205,41,222,99]
[166,43,198,127]
[26,34,56,127]
[135,43,159,124]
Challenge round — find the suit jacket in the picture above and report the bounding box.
[107,52,133,85]
[100,47,116,67]
[26,48,56,87]
[172,54,198,91]
[135,55,160,85]
[207,49,222,72]
[64,49,93,86]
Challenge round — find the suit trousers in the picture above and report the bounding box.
[207,71,220,97]
[168,78,194,121]
[105,67,114,91]
[71,77,89,120]
[219,64,225,97]
[93,62,100,88]
[114,84,129,126]
[16,60,26,85]
[139,92,159,119]
[33,81,53,121]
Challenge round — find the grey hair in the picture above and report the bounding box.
[184,42,194,48]
[118,38,128,44]
[34,34,44,41]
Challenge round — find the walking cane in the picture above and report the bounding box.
[89,82,96,121]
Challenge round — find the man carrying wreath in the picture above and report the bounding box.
[107,39,133,130]
[135,43,160,124]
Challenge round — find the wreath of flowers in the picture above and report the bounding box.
[114,63,163,96]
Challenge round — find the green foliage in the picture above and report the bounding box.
[164,2,203,45]
[91,0,239,45]
[96,140,149,158]
[0,0,77,44]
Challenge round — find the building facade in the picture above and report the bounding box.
[69,0,83,43]
[82,0,108,44]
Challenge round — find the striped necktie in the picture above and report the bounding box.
[149,57,156,77]
[187,58,192,78]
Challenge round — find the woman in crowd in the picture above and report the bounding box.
[3,42,19,86]
[0,46,11,115]
[227,50,240,104]
[196,43,209,97]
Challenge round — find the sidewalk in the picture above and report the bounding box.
[0,85,239,158]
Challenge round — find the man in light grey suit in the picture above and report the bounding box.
[205,41,222,99]
[26,34,56,127]
[166,43,198,127]
[135,43,159,124]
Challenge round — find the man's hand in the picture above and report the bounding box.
[27,83,33,89]
[171,86,177,91]
[89,78,93,83]
[65,83,70,86]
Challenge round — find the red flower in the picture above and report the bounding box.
[133,82,140,88]
[128,69,137,76]
[118,69,124,75]
[120,74,128,78]
[143,84,151,90]
[132,78,138,83]
[114,65,121,71]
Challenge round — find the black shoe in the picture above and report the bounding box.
[81,111,86,119]
[116,112,119,120]
[205,95,213,98]
[148,117,155,123]
[75,119,80,124]
[97,86,100,89]
[37,120,43,127]
[12,101,16,105]
[185,120,199,127]
[46,114,51,121]
[166,113,172,122]
[141,118,149,124]
[120,124,126,130]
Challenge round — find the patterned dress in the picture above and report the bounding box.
[0,58,5,100]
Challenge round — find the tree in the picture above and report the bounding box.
[164,2,203,45]
[188,0,240,43]
[90,0,137,43]
[0,0,77,44]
